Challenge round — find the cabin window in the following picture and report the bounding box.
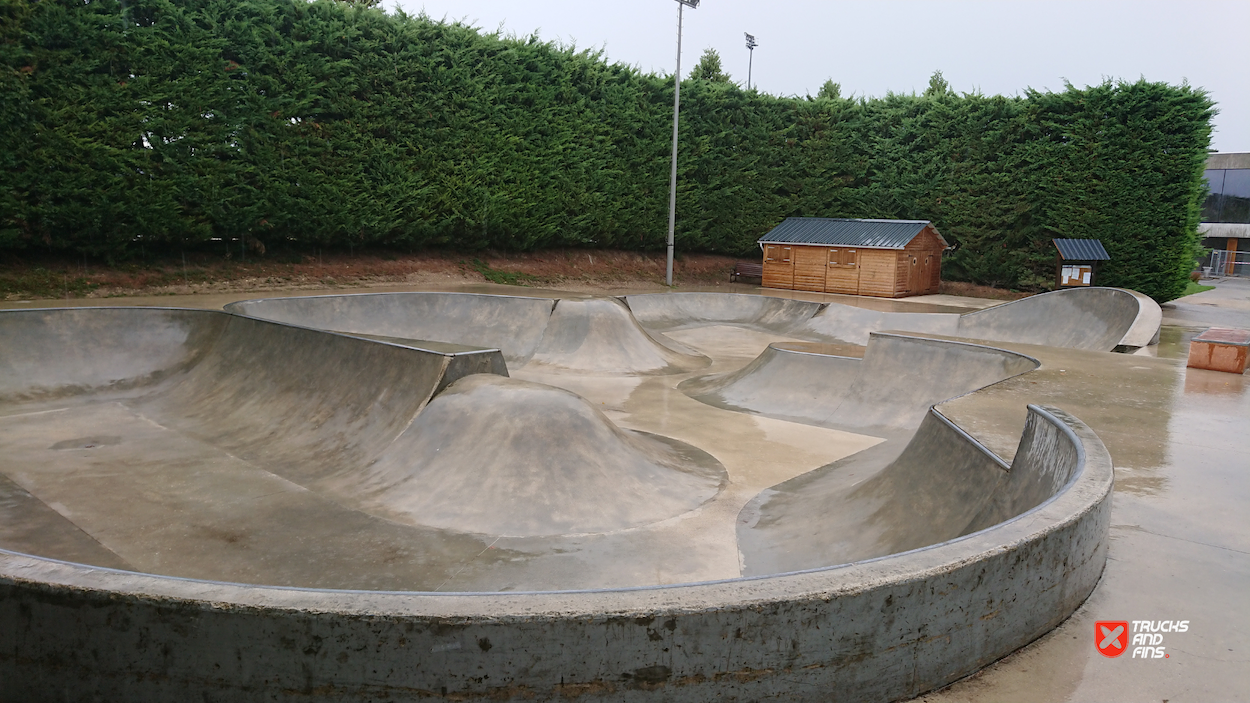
[765,245,791,263]
[828,248,858,267]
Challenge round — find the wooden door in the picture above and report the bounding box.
[907,253,924,293]
[762,244,794,289]
[824,247,860,294]
[792,246,827,291]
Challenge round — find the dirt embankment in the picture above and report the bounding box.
[0,249,748,300]
[0,248,1030,301]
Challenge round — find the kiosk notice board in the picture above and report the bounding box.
[1053,239,1109,289]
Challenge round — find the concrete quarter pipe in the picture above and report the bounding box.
[0,289,1135,702]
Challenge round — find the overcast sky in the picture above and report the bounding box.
[399,0,1247,154]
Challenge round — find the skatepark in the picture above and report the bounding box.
[1,279,1246,701]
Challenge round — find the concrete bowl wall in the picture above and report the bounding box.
[956,286,1162,351]
[0,404,1112,702]
[226,292,557,365]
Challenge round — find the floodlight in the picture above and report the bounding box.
[745,32,758,90]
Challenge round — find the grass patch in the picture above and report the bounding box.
[470,259,539,286]
[1182,281,1215,297]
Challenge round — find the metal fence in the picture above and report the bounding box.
[1208,249,1250,277]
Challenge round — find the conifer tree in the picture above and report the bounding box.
[816,80,842,100]
[689,48,731,83]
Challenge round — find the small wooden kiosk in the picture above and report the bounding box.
[758,218,948,298]
[1053,238,1110,288]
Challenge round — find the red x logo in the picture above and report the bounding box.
[1096,621,1129,658]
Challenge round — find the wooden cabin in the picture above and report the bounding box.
[758,218,948,298]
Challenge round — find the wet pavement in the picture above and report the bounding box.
[921,276,1250,702]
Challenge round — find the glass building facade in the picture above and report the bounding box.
[1202,168,1250,224]
[1199,154,1250,277]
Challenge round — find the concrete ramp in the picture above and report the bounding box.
[738,404,1088,574]
[226,292,555,365]
[625,291,964,347]
[681,333,1039,432]
[629,287,1161,353]
[801,305,961,345]
[229,293,707,374]
[625,292,822,332]
[131,314,505,485]
[680,343,861,426]
[0,308,506,487]
[625,292,963,348]
[0,307,225,406]
[527,297,708,375]
[956,286,1162,351]
[332,375,726,537]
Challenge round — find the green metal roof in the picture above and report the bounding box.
[1052,239,1110,261]
[758,217,946,249]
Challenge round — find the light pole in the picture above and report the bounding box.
[666,0,699,287]
[745,32,757,90]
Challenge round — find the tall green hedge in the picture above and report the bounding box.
[0,0,1214,300]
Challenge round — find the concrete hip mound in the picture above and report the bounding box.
[330,374,726,537]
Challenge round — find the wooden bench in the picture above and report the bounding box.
[731,262,763,283]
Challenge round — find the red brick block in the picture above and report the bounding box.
[1187,328,1250,374]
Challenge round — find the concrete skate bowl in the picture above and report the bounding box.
[225,291,709,374]
[627,286,1161,351]
[0,303,1113,702]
